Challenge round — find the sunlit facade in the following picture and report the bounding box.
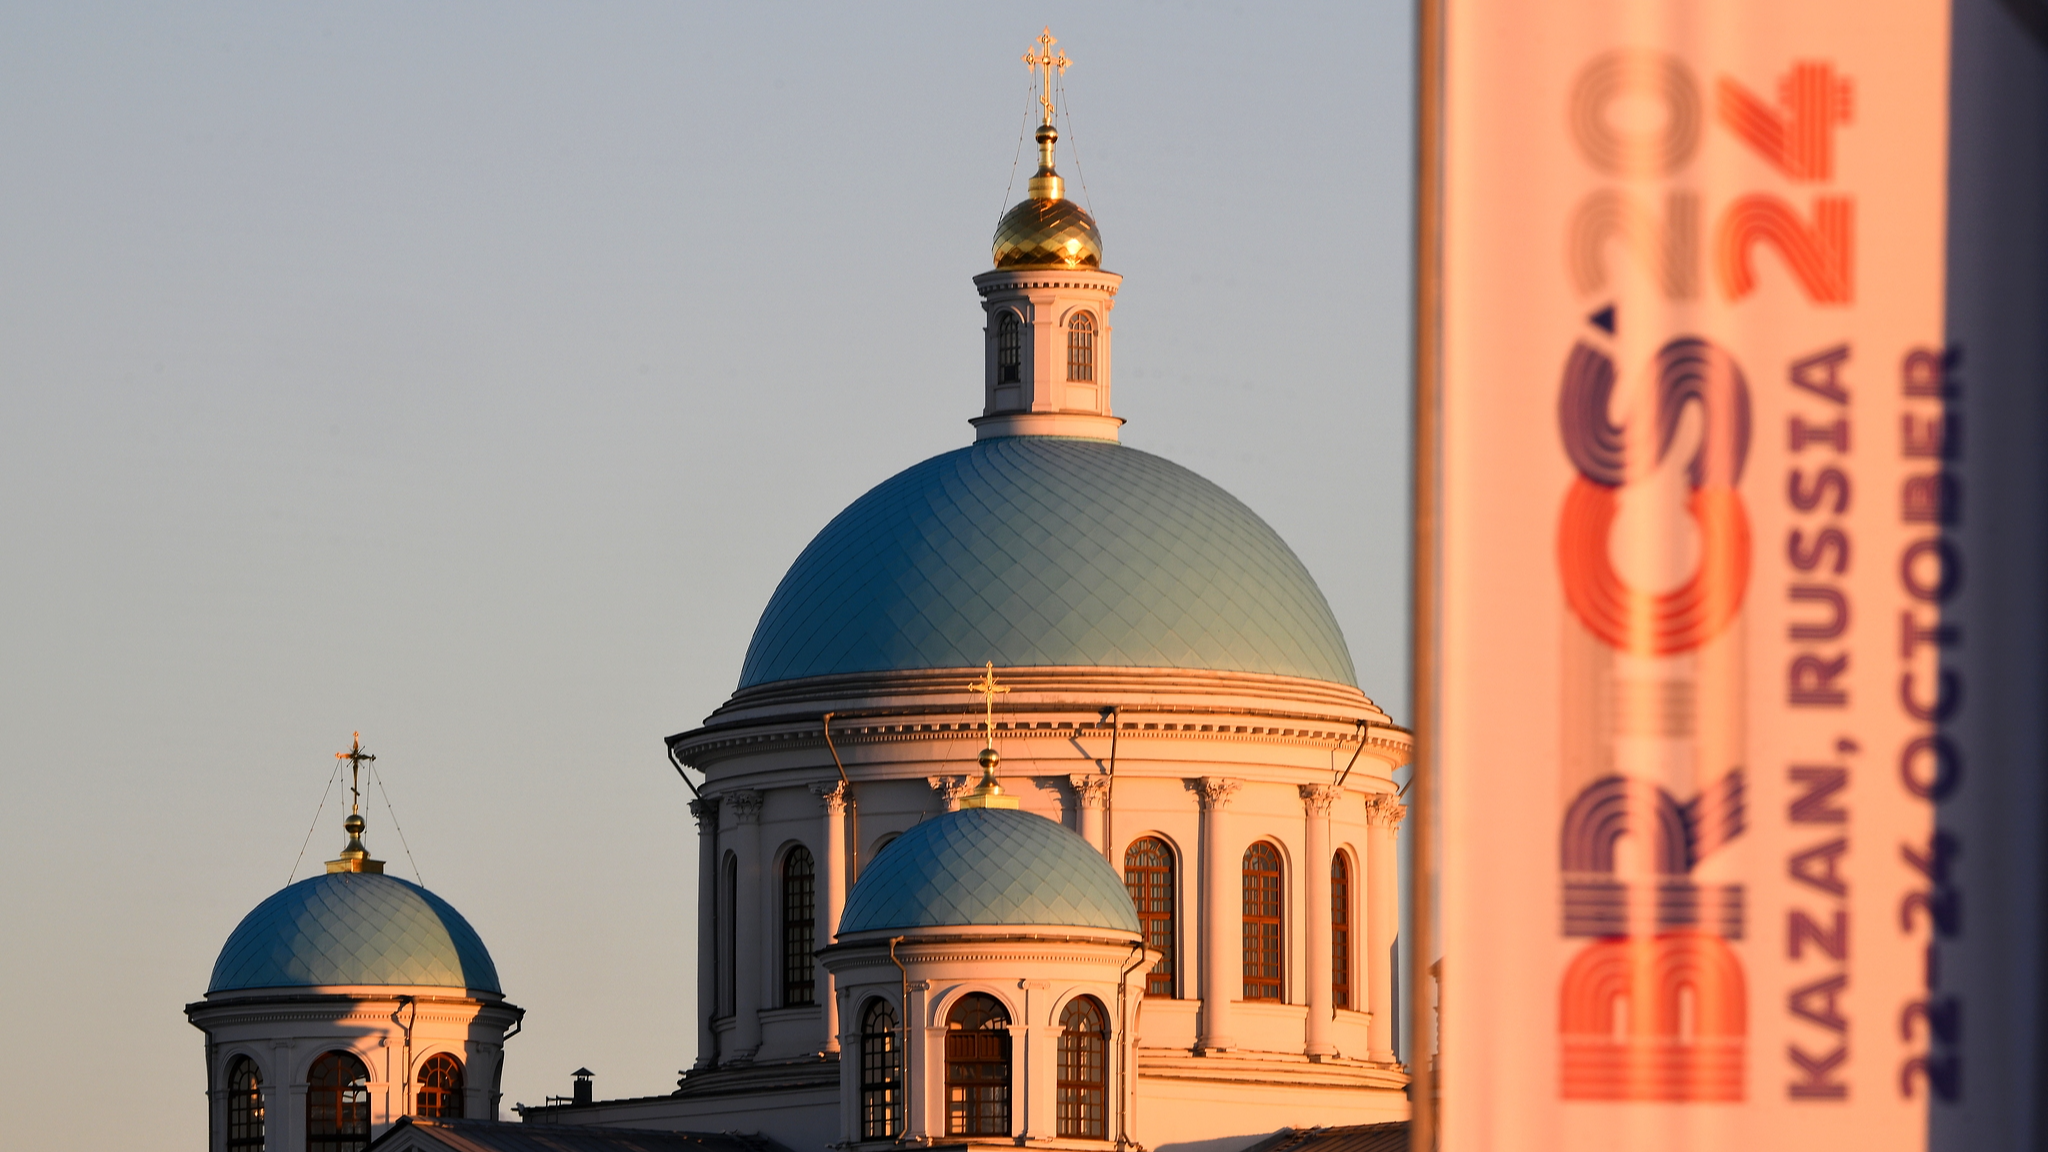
[519,62,1412,1151]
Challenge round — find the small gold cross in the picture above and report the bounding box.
[966,662,1010,748]
[1023,27,1070,127]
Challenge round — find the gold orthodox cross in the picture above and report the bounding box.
[335,732,376,815]
[1023,27,1070,126]
[967,662,1010,748]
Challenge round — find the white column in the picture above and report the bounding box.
[928,775,968,812]
[1301,785,1339,1057]
[910,981,938,1142]
[811,782,849,1053]
[1195,777,1240,1053]
[690,797,720,1069]
[1069,774,1111,856]
[837,990,861,1143]
[287,1082,308,1152]
[729,789,765,1061]
[1018,981,1050,1139]
[1364,792,1406,1064]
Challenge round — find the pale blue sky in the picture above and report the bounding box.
[0,4,1412,1146]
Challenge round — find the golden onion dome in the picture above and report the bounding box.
[991,122,1102,270]
[993,197,1102,269]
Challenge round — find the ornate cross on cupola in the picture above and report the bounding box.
[1023,27,1070,127]
[327,731,387,874]
[959,662,1019,809]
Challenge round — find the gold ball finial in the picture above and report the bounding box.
[979,747,1000,772]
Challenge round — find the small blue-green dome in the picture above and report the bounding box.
[208,871,501,994]
[839,807,1140,934]
[738,436,1356,689]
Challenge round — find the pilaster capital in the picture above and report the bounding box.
[688,797,720,826]
[1068,773,1112,808]
[928,775,970,811]
[1299,784,1341,816]
[810,781,850,813]
[1363,791,1407,830]
[727,789,764,825]
[1193,776,1242,811]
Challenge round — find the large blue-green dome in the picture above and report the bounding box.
[738,436,1356,689]
[839,807,1140,934]
[208,871,501,994]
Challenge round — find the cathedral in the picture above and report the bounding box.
[187,34,1412,1152]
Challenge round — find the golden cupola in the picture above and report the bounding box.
[992,31,1102,270]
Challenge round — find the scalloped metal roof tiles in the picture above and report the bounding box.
[208,871,501,993]
[738,437,1356,689]
[838,807,1140,934]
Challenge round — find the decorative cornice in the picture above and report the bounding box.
[972,267,1123,296]
[698,664,1388,719]
[684,720,1407,771]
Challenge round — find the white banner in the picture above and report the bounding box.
[1435,2,1962,1146]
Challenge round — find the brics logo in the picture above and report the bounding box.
[1560,933,1748,1101]
[1553,332,1754,1102]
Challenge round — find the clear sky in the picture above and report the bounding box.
[0,4,1412,1146]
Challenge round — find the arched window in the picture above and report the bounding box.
[306,1050,370,1152]
[783,846,816,1006]
[416,1053,464,1119]
[945,994,1012,1137]
[1332,852,1353,1010]
[859,999,903,1139]
[1057,997,1109,1139]
[718,853,738,1017]
[1243,843,1284,1001]
[225,1055,264,1151]
[997,312,1022,384]
[1066,312,1096,382]
[1123,838,1176,997]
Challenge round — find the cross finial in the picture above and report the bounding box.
[959,663,1020,809]
[967,662,1010,749]
[1023,27,1070,127]
[327,732,386,873]
[335,731,376,816]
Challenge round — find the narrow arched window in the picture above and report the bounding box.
[1066,312,1095,382]
[307,1050,370,1152]
[783,846,816,1006]
[860,999,903,1139]
[415,1053,464,1119]
[945,994,1012,1137]
[997,312,1022,384]
[226,1056,264,1151]
[1243,843,1284,1001]
[1332,853,1353,1010]
[1123,838,1176,997]
[1057,997,1109,1139]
